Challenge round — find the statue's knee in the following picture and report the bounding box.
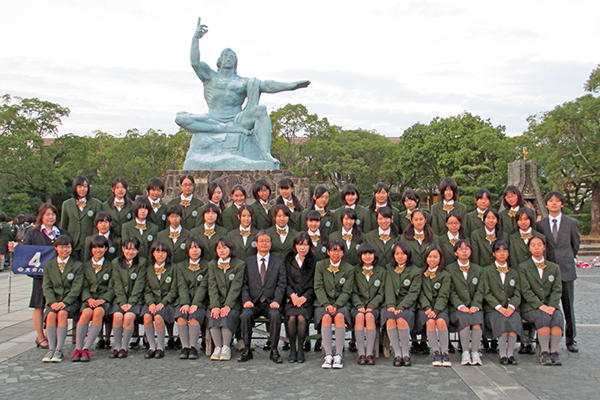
[175,112,189,126]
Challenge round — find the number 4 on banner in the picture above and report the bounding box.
[29,252,42,268]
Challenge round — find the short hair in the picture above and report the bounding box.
[502,185,524,209]
[215,236,236,258]
[202,203,221,216]
[132,197,152,218]
[111,177,128,191]
[216,48,238,72]
[90,235,109,249]
[492,240,509,253]
[327,239,345,252]
[528,235,546,247]
[340,183,360,204]
[439,177,458,200]
[271,203,291,220]
[424,244,445,270]
[146,177,165,192]
[255,230,271,241]
[474,188,492,201]
[179,174,195,187]
[305,210,322,222]
[391,241,412,266]
[482,208,502,235]
[544,191,565,205]
[515,207,536,228]
[165,205,183,218]
[401,189,420,207]
[252,179,271,201]
[358,242,378,266]
[54,234,73,247]
[71,175,91,200]
[150,240,172,264]
[231,184,247,198]
[237,204,253,218]
[185,237,205,258]
[94,211,112,225]
[293,231,313,249]
[453,239,472,253]
[369,182,392,210]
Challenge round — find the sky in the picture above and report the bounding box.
[1,0,598,137]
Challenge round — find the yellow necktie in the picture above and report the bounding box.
[327,264,339,274]
[277,228,287,236]
[394,265,405,274]
[188,263,200,272]
[169,231,180,239]
[521,232,533,240]
[318,209,326,217]
[155,266,166,276]
[414,233,425,241]
[239,230,251,237]
[508,209,518,218]
[218,262,230,271]
[379,234,391,242]
[262,203,270,211]
[449,237,458,246]
[405,213,411,220]
[424,269,436,279]
[180,200,191,207]
[496,265,509,274]
[286,202,295,210]
[535,262,546,270]
[477,212,484,220]
[362,268,373,278]
[135,223,147,230]
[57,262,66,272]
[485,233,496,243]
[342,233,353,242]
[152,202,161,209]
[309,234,319,243]
[459,264,470,273]
[204,229,215,238]
[115,200,125,208]
[76,200,86,209]
[92,262,102,273]
[442,203,454,212]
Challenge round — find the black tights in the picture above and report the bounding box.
[286,315,307,353]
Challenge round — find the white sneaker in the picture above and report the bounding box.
[321,354,333,369]
[219,345,231,361]
[210,346,222,360]
[461,351,471,365]
[470,351,482,366]
[41,350,54,363]
[332,354,344,369]
[50,350,63,363]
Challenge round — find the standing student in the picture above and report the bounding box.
[352,243,386,365]
[483,240,522,365]
[447,240,485,366]
[535,191,580,353]
[197,182,226,227]
[157,206,191,264]
[333,183,370,232]
[365,182,400,233]
[167,175,204,231]
[304,210,329,261]
[401,209,435,269]
[284,232,316,363]
[313,240,354,369]
[109,237,147,359]
[464,188,492,237]
[146,177,168,230]
[102,177,133,235]
[508,207,546,268]
[383,242,422,366]
[226,205,258,260]
[301,185,335,237]
[175,237,208,360]
[190,203,228,261]
[121,198,158,259]
[60,175,103,260]
[83,212,121,262]
[398,189,430,233]
[363,206,399,268]
[470,209,507,267]
[434,212,466,266]
[499,185,526,235]
[72,235,113,362]
[275,178,304,231]
[519,236,564,365]
[328,208,362,266]
[266,204,298,260]
[207,237,245,361]
[430,177,467,236]
[222,184,248,232]
[248,179,273,230]
[417,245,452,367]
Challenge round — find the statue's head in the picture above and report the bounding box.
[217,48,238,72]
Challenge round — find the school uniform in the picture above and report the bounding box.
[284,253,316,319]
[174,259,209,321]
[307,229,329,261]
[190,224,228,261]
[221,203,243,232]
[333,204,370,232]
[464,208,487,238]
[401,233,434,269]
[351,266,386,320]
[121,219,158,259]
[508,229,545,269]
[226,227,257,260]
[110,257,147,315]
[313,259,354,325]
[398,209,431,234]
[328,229,362,266]
[249,200,273,230]
[167,195,204,231]
[363,228,399,268]
[447,261,485,331]
[83,231,121,262]
[156,226,191,264]
[483,263,522,338]
[434,232,462,267]
[430,200,467,236]
[208,257,245,331]
[80,257,114,314]
[518,258,564,330]
[470,228,508,267]
[60,197,103,255]
[195,201,224,228]
[266,225,298,260]
[382,264,422,329]
[148,198,168,231]
[142,263,178,323]
[276,197,303,232]
[499,207,523,235]
[416,268,451,330]
[300,208,335,237]
[42,257,84,318]
[102,198,134,235]
[364,204,400,234]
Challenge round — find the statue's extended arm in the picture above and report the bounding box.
[259,80,311,94]
[190,18,213,81]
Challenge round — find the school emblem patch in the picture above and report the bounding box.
[130,272,137,280]
[251,241,256,248]
[192,210,198,217]
[147,235,153,241]
[509,279,516,287]
[374,279,381,287]
[325,221,331,228]
[127,213,132,219]
[356,219,361,225]
[109,246,116,254]
[165,276,172,283]
[103,273,110,281]
[162,214,167,221]
[197,274,203,281]
[339,277,346,285]
[548,275,555,282]
[433,282,441,290]
[321,246,327,253]
[180,243,186,250]
[403,279,411,286]
[87,210,94,217]
[228,273,235,281]
[66,273,74,280]
[472,277,478,285]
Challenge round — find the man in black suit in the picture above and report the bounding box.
[536,191,581,352]
[239,231,287,363]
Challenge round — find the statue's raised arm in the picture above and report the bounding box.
[190,17,213,82]
[259,79,311,93]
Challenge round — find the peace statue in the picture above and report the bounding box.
[176,18,311,170]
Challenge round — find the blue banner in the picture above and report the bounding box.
[12,245,55,275]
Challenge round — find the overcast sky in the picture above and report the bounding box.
[1,0,598,137]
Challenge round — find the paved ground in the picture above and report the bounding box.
[1,260,599,400]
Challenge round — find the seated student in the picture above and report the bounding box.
[72,235,113,362]
[175,237,208,360]
[434,212,466,266]
[328,208,363,266]
[167,175,204,231]
[142,241,178,359]
[304,210,329,261]
[430,177,467,236]
[190,203,228,261]
[333,183,370,232]
[248,179,274,230]
[83,212,121,262]
[398,189,430,233]
[222,185,248,232]
[352,243,386,365]
[208,237,245,361]
[383,242,422,367]
[121,198,158,259]
[499,185,526,235]
[109,237,147,359]
[519,236,564,366]
[275,178,304,231]
[266,204,298,260]
[146,177,168,230]
[314,240,354,369]
[447,240,485,366]
[226,205,258,260]
[284,232,316,363]
[464,188,492,238]
[301,185,335,237]
[470,209,508,267]
[483,240,522,365]
[102,177,134,235]
[416,245,451,367]
[157,206,191,264]
[401,209,435,269]
[363,206,399,268]
[41,235,83,363]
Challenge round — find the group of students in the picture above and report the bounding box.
[10,174,579,369]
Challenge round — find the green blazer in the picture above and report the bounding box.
[499,208,520,235]
[482,265,521,313]
[226,228,258,260]
[83,231,121,262]
[508,230,545,269]
[363,229,399,268]
[121,220,158,259]
[42,258,84,306]
[156,227,191,264]
[401,235,435,269]
[446,262,485,310]
[207,257,245,310]
[352,266,386,309]
[266,226,298,260]
[364,205,401,234]
[464,209,485,238]
[518,258,562,313]
[102,199,134,235]
[470,228,508,267]
[249,201,273,231]
[430,201,467,236]
[111,257,147,306]
[384,264,422,310]
[434,234,463,267]
[190,224,228,261]
[308,235,329,262]
[80,258,114,303]
[60,197,103,251]
[144,263,178,305]
[418,269,451,315]
[147,200,168,231]
[397,209,431,233]
[333,205,371,232]
[313,259,355,308]
[166,196,204,231]
[175,260,209,308]
[328,230,362,266]
[300,209,335,237]
[221,204,242,232]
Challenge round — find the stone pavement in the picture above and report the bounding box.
[1,264,599,400]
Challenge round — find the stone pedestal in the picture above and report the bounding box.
[164,170,310,205]
[507,160,547,219]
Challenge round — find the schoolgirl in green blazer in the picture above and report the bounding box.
[328,208,363,266]
[156,206,192,264]
[121,198,158,259]
[166,174,205,231]
[226,205,258,260]
[430,177,467,236]
[102,177,133,235]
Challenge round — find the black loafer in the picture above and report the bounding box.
[238,349,253,362]
[144,350,155,359]
[155,349,165,359]
[270,350,283,364]
[567,343,579,353]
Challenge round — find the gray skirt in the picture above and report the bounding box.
[314,306,352,326]
[109,303,142,316]
[351,308,380,324]
[141,305,175,324]
[522,309,564,331]
[380,308,415,330]
[415,310,449,332]
[449,310,484,331]
[284,302,314,320]
[208,308,240,332]
[174,306,207,322]
[484,310,523,338]
[80,302,112,314]
[43,304,79,320]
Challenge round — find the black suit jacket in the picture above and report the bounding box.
[242,253,287,305]
[536,215,580,282]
